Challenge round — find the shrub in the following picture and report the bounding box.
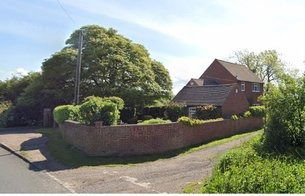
[230,114,239,120]
[249,106,265,118]
[262,75,305,151]
[165,102,187,122]
[79,98,119,126]
[202,136,305,193]
[83,96,124,110]
[102,96,124,110]
[178,116,223,126]
[195,105,222,120]
[138,118,171,125]
[141,106,166,119]
[0,101,14,128]
[120,108,136,123]
[243,111,252,118]
[53,105,79,124]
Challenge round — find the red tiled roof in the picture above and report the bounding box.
[216,59,264,83]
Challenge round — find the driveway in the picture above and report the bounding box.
[0,128,259,193]
[52,134,256,193]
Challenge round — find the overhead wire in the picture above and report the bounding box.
[56,0,76,25]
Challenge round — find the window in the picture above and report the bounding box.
[241,82,245,91]
[188,107,196,117]
[252,83,260,92]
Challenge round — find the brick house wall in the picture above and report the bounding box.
[60,118,263,156]
[200,60,237,84]
[222,85,250,118]
[237,81,264,105]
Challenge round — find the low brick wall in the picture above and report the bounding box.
[59,118,263,156]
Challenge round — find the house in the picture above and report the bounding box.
[173,59,264,118]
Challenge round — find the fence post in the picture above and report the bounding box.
[43,108,53,127]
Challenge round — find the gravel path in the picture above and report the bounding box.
[51,132,259,193]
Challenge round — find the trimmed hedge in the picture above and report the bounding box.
[243,111,252,118]
[53,96,123,126]
[138,118,171,125]
[53,105,79,124]
[231,114,239,120]
[79,99,119,126]
[249,106,265,118]
[178,116,223,126]
[165,102,187,122]
[195,105,222,120]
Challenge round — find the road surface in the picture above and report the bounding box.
[0,147,69,193]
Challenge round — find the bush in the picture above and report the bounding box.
[79,98,119,126]
[83,96,124,110]
[120,108,136,123]
[0,101,14,127]
[202,136,305,193]
[165,102,187,122]
[178,116,223,126]
[138,118,171,125]
[248,106,265,118]
[195,105,222,120]
[141,106,166,119]
[243,111,252,118]
[262,76,305,151]
[53,105,79,124]
[102,96,124,110]
[230,115,239,120]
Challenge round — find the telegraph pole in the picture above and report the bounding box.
[74,30,83,105]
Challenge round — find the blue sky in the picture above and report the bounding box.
[1,0,305,94]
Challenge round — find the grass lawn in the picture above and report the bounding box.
[38,128,261,168]
[185,135,305,193]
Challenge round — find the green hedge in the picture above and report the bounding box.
[0,101,13,128]
[243,111,252,118]
[195,105,222,120]
[178,116,223,126]
[53,96,123,126]
[79,99,119,126]
[138,118,171,125]
[230,114,239,120]
[53,105,79,124]
[248,106,265,118]
[165,102,187,122]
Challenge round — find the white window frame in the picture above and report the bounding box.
[252,83,260,92]
[188,107,197,117]
[241,82,245,92]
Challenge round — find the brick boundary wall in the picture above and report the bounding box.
[59,117,263,156]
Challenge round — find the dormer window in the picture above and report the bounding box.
[252,83,260,92]
[241,82,245,91]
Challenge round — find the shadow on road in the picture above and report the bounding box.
[19,133,69,172]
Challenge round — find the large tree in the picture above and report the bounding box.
[42,25,173,109]
[0,72,39,104]
[232,50,285,89]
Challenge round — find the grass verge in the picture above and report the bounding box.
[187,135,305,193]
[38,128,261,168]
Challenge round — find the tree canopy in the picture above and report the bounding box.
[232,50,285,90]
[42,25,173,108]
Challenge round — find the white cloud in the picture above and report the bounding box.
[46,0,305,94]
[16,67,29,76]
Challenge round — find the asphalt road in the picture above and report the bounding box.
[0,147,69,193]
